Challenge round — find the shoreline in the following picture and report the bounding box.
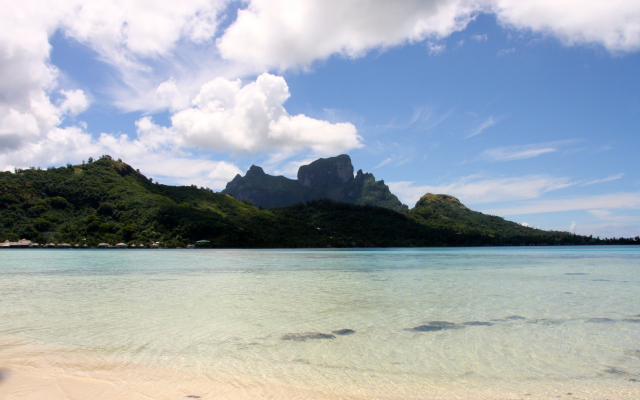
[1,336,638,400]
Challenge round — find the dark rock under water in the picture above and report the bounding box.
[529,318,564,325]
[406,325,443,332]
[406,321,471,332]
[332,329,356,335]
[587,318,616,323]
[281,332,336,341]
[426,321,465,329]
[463,321,494,326]
[505,315,527,320]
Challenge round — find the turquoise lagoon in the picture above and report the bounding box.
[1,247,639,398]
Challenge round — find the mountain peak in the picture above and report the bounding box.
[297,154,354,189]
[246,165,265,176]
[222,155,406,212]
[417,193,465,206]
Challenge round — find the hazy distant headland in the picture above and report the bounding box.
[1,154,638,248]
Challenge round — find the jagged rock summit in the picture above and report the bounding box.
[222,155,408,212]
[298,154,354,189]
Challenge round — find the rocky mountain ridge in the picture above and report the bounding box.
[222,155,408,212]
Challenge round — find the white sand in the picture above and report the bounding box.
[1,337,638,400]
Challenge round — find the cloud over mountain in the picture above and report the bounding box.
[172,73,361,155]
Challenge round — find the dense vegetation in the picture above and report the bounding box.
[1,156,637,248]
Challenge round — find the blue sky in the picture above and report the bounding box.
[2,0,640,237]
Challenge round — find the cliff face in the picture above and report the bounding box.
[224,166,306,209]
[222,155,407,211]
[298,155,354,189]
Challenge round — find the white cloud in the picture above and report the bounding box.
[61,0,226,63]
[570,221,577,233]
[217,0,478,71]
[482,192,640,216]
[2,0,640,190]
[57,89,89,116]
[587,209,612,219]
[0,117,242,190]
[427,42,447,54]
[471,33,488,42]
[374,158,392,169]
[388,174,574,206]
[218,0,640,71]
[565,219,639,238]
[497,47,516,56]
[172,73,362,155]
[467,115,496,138]
[492,0,640,53]
[480,144,557,162]
[580,173,624,186]
[2,0,640,128]
[521,222,529,227]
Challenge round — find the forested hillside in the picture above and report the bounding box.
[1,156,635,248]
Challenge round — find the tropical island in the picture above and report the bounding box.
[1,154,638,248]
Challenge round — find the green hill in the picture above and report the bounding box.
[1,155,634,248]
[409,193,585,244]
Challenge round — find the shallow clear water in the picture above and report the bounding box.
[1,247,639,395]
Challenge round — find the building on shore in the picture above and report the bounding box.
[0,239,33,248]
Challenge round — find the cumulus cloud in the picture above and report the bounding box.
[171,73,362,155]
[388,174,574,206]
[60,0,226,63]
[0,117,242,190]
[492,0,640,53]
[217,0,478,70]
[217,0,640,70]
[0,0,228,152]
[57,90,90,116]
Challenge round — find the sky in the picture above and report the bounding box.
[2,0,640,238]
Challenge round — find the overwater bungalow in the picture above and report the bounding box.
[0,239,33,248]
[115,243,127,248]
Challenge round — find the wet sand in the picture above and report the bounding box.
[1,337,638,400]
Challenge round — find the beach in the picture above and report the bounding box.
[2,335,638,400]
